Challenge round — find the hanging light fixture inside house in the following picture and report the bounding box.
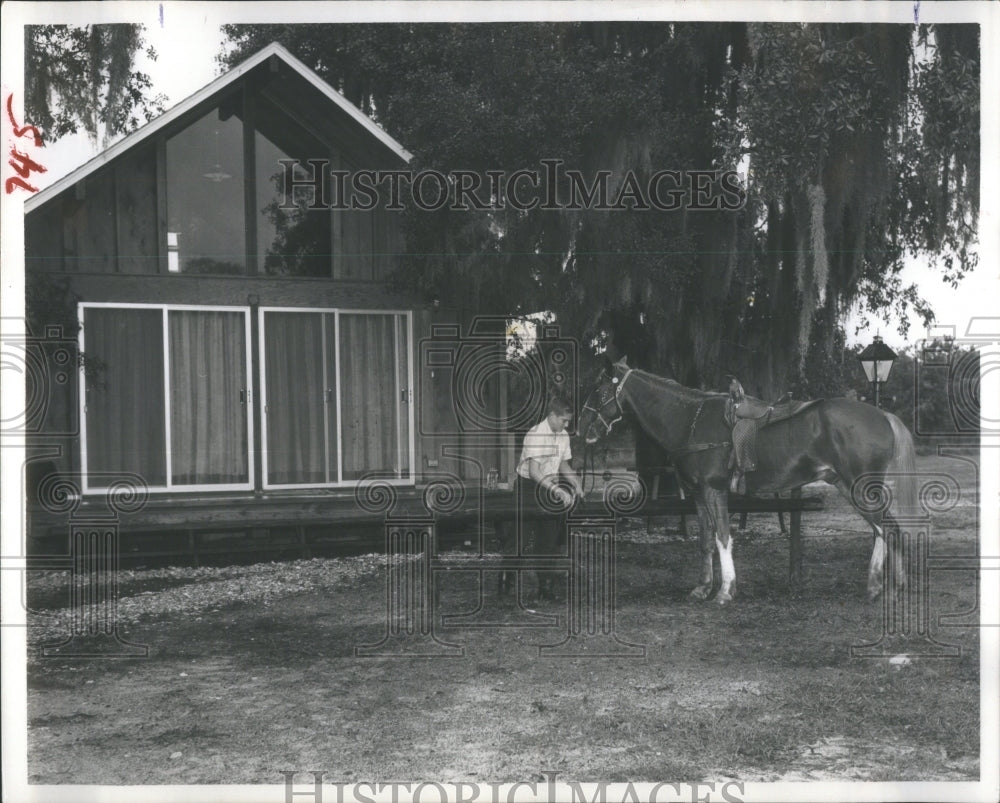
[202,129,231,183]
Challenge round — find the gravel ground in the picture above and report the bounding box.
[26,555,392,649]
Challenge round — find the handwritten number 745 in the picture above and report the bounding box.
[6,93,46,194]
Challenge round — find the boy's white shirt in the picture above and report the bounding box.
[516,418,572,481]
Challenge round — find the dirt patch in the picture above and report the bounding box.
[25,454,981,784]
[735,734,980,782]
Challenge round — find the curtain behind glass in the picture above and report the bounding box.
[263,312,326,484]
[395,317,410,477]
[83,308,166,487]
[169,310,248,486]
[340,314,398,480]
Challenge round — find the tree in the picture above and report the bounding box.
[724,24,978,394]
[24,24,166,145]
[219,23,978,397]
[848,339,980,447]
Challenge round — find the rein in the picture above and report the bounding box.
[621,374,731,460]
[669,398,731,458]
[581,368,731,490]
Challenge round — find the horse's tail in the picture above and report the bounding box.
[885,411,918,518]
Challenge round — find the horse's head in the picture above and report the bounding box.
[580,358,632,445]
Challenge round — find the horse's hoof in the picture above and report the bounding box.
[716,590,733,606]
[689,585,711,601]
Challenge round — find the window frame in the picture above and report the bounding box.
[156,88,350,280]
[162,99,251,277]
[258,306,415,490]
[78,302,255,495]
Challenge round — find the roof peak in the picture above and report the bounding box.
[25,41,411,213]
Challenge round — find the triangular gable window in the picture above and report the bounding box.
[165,103,247,275]
[254,93,332,277]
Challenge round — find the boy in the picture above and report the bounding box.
[515,395,585,600]
[517,395,585,503]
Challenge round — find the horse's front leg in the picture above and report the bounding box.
[689,496,715,600]
[706,488,736,606]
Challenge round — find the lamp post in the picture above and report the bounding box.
[857,335,897,409]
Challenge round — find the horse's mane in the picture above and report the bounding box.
[632,369,724,402]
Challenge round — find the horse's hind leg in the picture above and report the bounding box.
[832,479,891,601]
[689,497,715,601]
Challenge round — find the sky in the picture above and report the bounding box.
[34,13,231,188]
[21,5,1000,353]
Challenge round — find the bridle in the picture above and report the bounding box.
[580,368,730,486]
[581,368,633,440]
[580,368,634,496]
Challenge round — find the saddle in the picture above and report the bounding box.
[724,378,817,495]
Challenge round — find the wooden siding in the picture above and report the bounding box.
[416,313,511,486]
[25,199,63,273]
[115,145,159,274]
[62,175,116,273]
[340,210,373,281]
[373,205,404,282]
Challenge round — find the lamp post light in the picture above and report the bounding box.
[857,334,897,409]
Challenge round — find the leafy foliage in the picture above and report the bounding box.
[847,339,981,447]
[216,23,977,397]
[24,24,166,144]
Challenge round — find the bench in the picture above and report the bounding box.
[627,464,800,535]
[598,465,823,585]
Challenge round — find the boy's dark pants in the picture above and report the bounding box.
[506,475,567,599]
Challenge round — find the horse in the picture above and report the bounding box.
[578,357,917,604]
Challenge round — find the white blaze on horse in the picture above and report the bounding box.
[579,358,917,604]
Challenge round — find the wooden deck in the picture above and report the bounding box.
[26,487,824,564]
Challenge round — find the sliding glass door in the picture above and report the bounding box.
[81,304,252,492]
[261,308,412,488]
[81,304,411,492]
[168,310,250,486]
[261,311,331,485]
[82,307,168,487]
